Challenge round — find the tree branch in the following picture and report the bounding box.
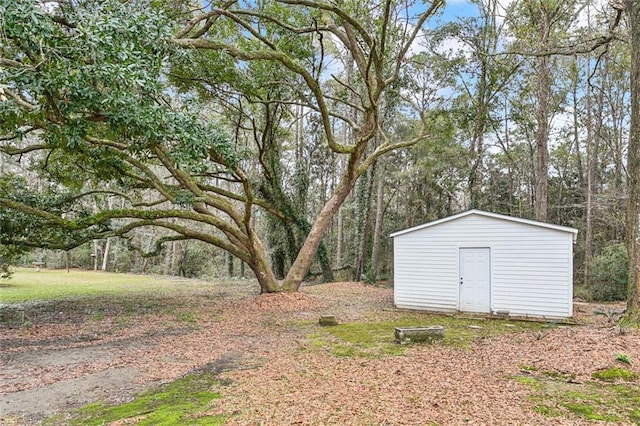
[173,38,353,153]
[2,88,37,111]
[174,0,238,39]
[0,143,48,155]
[276,0,374,48]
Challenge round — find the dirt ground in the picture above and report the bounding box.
[0,280,637,425]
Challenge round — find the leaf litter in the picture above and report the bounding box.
[1,280,638,425]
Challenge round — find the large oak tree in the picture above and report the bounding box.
[0,0,443,292]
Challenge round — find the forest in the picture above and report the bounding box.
[0,0,639,316]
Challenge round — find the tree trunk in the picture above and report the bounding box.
[469,113,486,209]
[625,0,640,322]
[317,242,335,282]
[571,60,585,188]
[584,57,595,286]
[356,164,376,280]
[163,240,175,275]
[102,238,111,272]
[282,136,369,291]
[371,164,385,280]
[336,208,343,269]
[534,53,550,221]
[282,174,359,290]
[92,240,99,271]
[226,251,234,278]
[247,235,281,293]
[469,58,489,209]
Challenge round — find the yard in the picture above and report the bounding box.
[1,269,638,425]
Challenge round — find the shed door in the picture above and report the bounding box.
[459,248,491,313]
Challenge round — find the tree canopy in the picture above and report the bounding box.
[0,0,444,292]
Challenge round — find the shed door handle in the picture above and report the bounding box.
[460,277,463,285]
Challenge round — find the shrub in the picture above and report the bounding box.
[0,244,28,278]
[588,243,628,301]
[616,353,632,365]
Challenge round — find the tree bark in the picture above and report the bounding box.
[336,208,343,269]
[247,235,280,293]
[571,60,585,188]
[371,164,385,280]
[101,238,111,272]
[534,53,550,222]
[584,56,595,286]
[282,173,360,290]
[468,25,492,210]
[92,240,99,271]
[624,0,640,321]
[469,104,486,209]
[356,164,376,280]
[226,251,234,278]
[282,131,370,291]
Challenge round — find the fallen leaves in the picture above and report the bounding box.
[1,280,638,425]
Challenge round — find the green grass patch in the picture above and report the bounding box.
[0,268,178,303]
[563,402,619,421]
[0,269,249,329]
[519,364,539,372]
[515,375,544,390]
[515,373,640,423]
[64,372,225,425]
[616,353,632,365]
[90,311,105,321]
[592,367,637,382]
[308,312,542,358]
[534,403,563,417]
[178,311,198,325]
[542,370,572,380]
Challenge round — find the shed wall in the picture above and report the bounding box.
[393,214,573,318]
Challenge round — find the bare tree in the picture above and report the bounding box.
[623,0,640,321]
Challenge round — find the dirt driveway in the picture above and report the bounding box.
[1,280,637,425]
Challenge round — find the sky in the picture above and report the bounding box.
[440,0,487,21]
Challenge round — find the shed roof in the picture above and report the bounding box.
[390,209,579,242]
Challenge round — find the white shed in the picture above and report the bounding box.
[390,209,578,319]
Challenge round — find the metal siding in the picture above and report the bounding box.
[393,214,573,318]
[394,233,458,311]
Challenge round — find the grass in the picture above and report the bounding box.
[616,353,632,365]
[0,268,179,303]
[178,311,198,325]
[57,372,226,426]
[308,312,544,358]
[519,364,539,372]
[516,372,640,423]
[0,269,236,329]
[516,375,544,391]
[3,269,242,424]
